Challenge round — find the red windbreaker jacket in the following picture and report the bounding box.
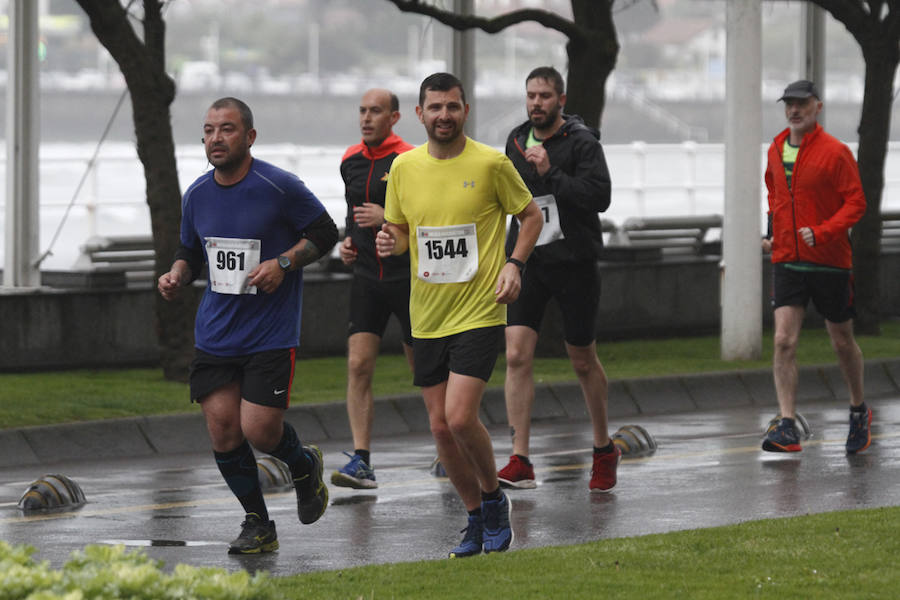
[765,123,866,269]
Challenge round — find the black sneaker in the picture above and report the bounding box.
[227,513,278,554]
[846,407,873,454]
[294,445,328,524]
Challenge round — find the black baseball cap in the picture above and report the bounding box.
[778,80,820,102]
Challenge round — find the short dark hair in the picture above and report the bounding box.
[526,66,565,96]
[419,72,466,107]
[210,97,254,130]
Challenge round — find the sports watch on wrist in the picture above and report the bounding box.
[277,255,292,272]
[506,257,526,274]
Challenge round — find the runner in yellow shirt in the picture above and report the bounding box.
[376,73,542,558]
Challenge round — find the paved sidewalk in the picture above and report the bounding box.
[2,359,899,468]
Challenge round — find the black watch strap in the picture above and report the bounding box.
[506,257,526,273]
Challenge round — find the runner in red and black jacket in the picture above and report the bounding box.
[333,89,415,491]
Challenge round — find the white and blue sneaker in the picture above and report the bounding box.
[331,452,378,489]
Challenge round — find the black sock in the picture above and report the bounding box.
[468,507,482,518]
[267,421,312,479]
[355,449,371,465]
[214,439,268,521]
[594,441,615,455]
[514,454,531,465]
[851,402,868,413]
[481,487,502,502]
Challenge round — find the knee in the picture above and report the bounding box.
[430,418,454,446]
[243,421,284,452]
[773,331,797,355]
[506,344,533,372]
[347,353,376,382]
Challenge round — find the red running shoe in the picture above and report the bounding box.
[497,455,536,489]
[589,445,622,493]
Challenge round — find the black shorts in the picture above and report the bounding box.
[771,263,856,323]
[507,258,600,346]
[348,275,413,345]
[413,326,503,387]
[189,347,297,409]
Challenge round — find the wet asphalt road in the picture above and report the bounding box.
[1,397,898,576]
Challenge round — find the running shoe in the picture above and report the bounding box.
[846,406,873,454]
[589,445,622,493]
[227,513,278,554]
[331,452,378,489]
[448,513,483,558]
[498,455,536,489]
[294,445,328,524]
[481,492,513,553]
[762,417,802,452]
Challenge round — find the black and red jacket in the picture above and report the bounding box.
[340,133,414,281]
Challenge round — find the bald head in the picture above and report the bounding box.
[359,88,400,147]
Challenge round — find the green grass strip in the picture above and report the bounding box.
[270,506,900,599]
[2,321,898,429]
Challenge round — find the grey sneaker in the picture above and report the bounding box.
[294,445,328,524]
[227,513,278,554]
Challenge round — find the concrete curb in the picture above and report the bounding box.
[2,359,898,468]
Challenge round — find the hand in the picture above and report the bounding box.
[353,202,385,228]
[761,238,772,253]
[375,224,396,258]
[494,262,522,304]
[247,259,285,294]
[523,144,551,176]
[158,270,182,300]
[798,227,815,247]
[339,236,357,265]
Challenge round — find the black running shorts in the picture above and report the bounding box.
[507,258,600,347]
[412,326,503,387]
[347,275,413,345]
[189,347,297,408]
[771,263,856,323]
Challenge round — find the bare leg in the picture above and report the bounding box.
[444,372,499,492]
[565,340,610,447]
[825,318,865,407]
[504,325,539,456]
[345,332,381,452]
[773,305,805,419]
[422,381,482,511]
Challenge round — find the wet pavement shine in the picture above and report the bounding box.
[1,397,898,576]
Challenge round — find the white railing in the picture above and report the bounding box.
[2,141,900,270]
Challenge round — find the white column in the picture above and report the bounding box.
[452,0,475,136]
[5,0,41,288]
[802,2,826,124]
[721,0,762,360]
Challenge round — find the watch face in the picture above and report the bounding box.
[278,255,291,270]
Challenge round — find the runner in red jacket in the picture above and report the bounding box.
[761,80,871,455]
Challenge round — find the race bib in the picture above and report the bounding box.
[534,194,564,246]
[205,237,261,295]
[416,224,478,284]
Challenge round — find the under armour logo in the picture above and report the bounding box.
[463,180,475,188]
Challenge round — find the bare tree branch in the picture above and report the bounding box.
[384,0,590,40]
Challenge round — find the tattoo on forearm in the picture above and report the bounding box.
[291,240,322,268]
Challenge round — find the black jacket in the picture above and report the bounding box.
[505,114,611,263]
[340,133,413,281]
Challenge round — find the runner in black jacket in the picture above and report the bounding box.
[333,89,414,489]
[498,67,620,494]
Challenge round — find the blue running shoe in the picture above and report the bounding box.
[846,406,873,454]
[762,417,802,452]
[331,452,378,489]
[482,492,513,553]
[449,513,483,558]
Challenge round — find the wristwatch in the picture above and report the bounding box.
[506,257,526,275]
[277,255,292,271]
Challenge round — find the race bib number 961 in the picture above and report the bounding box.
[205,236,261,295]
[416,224,478,284]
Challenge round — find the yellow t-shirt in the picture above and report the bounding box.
[385,138,532,338]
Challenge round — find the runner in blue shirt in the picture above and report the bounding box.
[158,97,338,554]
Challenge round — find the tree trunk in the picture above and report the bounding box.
[852,44,898,335]
[564,0,618,130]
